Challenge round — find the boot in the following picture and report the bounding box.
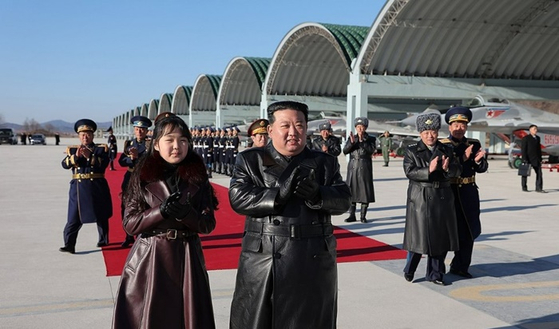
[121,235,135,248]
[360,203,368,223]
[344,204,357,222]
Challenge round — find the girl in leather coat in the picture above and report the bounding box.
[112,112,218,329]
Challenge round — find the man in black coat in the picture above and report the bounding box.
[229,101,351,329]
[310,122,341,157]
[343,117,376,223]
[521,124,546,193]
[441,107,488,279]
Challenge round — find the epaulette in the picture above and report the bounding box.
[96,143,109,152]
[66,145,80,155]
[124,140,132,149]
[439,138,452,144]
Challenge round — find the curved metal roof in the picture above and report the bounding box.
[219,57,271,105]
[172,85,193,115]
[159,93,173,113]
[266,22,369,96]
[148,99,159,120]
[358,0,559,80]
[191,75,222,111]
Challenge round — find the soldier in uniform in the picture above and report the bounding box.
[343,117,377,223]
[107,126,118,171]
[379,131,393,167]
[203,127,214,178]
[310,122,341,156]
[247,118,269,148]
[213,128,221,173]
[441,107,488,279]
[218,127,227,174]
[230,126,240,175]
[224,127,233,176]
[118,115,152,247]
[59,119,113,254]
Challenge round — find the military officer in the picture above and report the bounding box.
[441,106,488,279]
[247,118,269,148]
[310,122,341,156]
[107,126,118,171]
[118,115,152,247]
[59,119,113,254]
[202,126,214,178]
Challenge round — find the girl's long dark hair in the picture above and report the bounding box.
[122,113,218,217]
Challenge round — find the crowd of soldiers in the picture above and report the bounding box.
[191,125,240,178]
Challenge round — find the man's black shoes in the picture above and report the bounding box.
[404,273,414,282]
[431,279,445,286]
[59,246,75,254]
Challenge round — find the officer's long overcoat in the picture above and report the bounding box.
[229,144,351,329]
[402,141,461,256]
[112,151,217,329]
[442,137,488,240]
[342,133,376,203]
[62,144,113,224]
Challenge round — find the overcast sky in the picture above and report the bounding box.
[0,0,385,125]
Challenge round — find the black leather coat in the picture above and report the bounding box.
[229,144,351,329]
[402,141,461,256]
[343,133,376,203]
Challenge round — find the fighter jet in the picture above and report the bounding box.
[398,95,559,166]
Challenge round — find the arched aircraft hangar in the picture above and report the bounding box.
[114,0,559,142]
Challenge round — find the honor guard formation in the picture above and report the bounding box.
[191,125,240,178]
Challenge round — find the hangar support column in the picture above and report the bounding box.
[346,71,369,138]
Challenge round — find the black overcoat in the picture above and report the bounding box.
[342,133,376,203]
[402,141,461,256]
[441,137,488,240]
[229,144,351,329]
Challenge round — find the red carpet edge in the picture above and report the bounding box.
[101,161,406,277]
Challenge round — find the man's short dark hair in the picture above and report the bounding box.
[529,124,538,129]
[267,101,309,124]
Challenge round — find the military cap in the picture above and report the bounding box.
[416,113,441,132]
[319,122,332,131]
[74,119,97,133]
[153,112,175,125]
[233,126,240,133]
[354,117,369,128]
[131,115,152,128]
[106,126,113,132]
[248,119,269,136]
[445,106,472,124]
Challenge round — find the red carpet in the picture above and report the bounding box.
[102,159,406,277]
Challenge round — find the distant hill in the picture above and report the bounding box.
[0,120,111,134]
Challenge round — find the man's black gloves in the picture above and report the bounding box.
[294,169,320,203]
[276,167,300,205]
[160,191,193,220]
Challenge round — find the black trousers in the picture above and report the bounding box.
[521,164,543,191]
[63,215,109,247]
[404,252,447,281]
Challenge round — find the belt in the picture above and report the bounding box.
[246,221,333,239]
[450,176,475,185]
[410,180,450,188]
[72,173,105,180]
[141,228,197,240]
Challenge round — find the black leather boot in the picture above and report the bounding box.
[360,203,368,223]
[344,204,357,222]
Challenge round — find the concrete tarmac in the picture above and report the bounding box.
[1,138,558,329]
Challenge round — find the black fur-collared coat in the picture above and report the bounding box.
[112,150,217,329]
